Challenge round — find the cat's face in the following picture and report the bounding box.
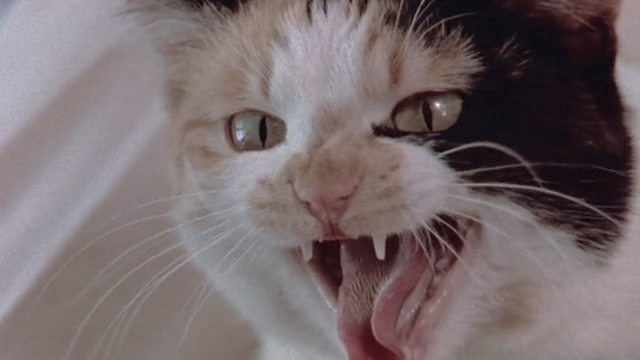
[140,0,632,359]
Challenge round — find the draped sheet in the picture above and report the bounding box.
[0,1,638,359]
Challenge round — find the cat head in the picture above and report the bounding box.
[134,0,632,358]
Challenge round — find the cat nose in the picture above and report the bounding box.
[295,182,358,237]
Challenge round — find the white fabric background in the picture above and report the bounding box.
[0,1,638,359]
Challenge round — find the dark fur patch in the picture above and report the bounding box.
[377,0,632,255]
[181,0,249,11]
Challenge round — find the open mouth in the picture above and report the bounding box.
[301,216,472,360]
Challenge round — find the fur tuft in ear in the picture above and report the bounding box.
[495,0,621,69]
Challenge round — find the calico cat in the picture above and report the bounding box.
[133,0,640,359]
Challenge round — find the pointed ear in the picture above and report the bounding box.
[495,0,621,68]
[125,0,217,109]
[126,0,210,54]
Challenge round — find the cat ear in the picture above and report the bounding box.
[495,0,621,68]
[126,0,219,109]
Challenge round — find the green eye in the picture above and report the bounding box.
[229,111,287,151]
[393,92,463,133]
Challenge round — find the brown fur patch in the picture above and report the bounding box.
[180,119,226,171]
[480,282,538,334]
[388,43,404,87]
[364,30,380,59]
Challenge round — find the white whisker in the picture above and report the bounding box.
[106,226,247,358]
[438,141,542,185]
[107,227,248,358]
[393,0,407,34]
[175,281,213,356]
[447,194,572,266]
[66,219,233,360]
[422,221,479,284]
[215,229,257,274]
[419,12,479,43]
[223,228,263,275]
[401,212,437,273]
[440,209,572,322]
[456,182,618,225]
[72,206,239,305]
[433,214,472,250]
[401,0,431,52]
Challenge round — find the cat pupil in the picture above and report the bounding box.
[259,116,268,148]
[421,101,433,131]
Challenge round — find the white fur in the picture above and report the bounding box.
[162,3,640,359]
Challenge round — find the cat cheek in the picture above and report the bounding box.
[245,177,322,246]
[178,120,231,185]
[395,144,457,223]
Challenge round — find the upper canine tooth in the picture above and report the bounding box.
[373,233,387,261]
[301,242,314,262]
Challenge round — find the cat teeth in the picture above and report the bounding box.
[372,233,387,261]
[301,242,314,262]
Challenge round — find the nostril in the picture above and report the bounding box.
[332,196,350,210]
[293,178,360,229]
[300,199,316,214]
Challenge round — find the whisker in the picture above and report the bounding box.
[175,284,213,356]
[71,206,239,305]
[458,162,629,177]
[222,228,263,276]
[401,212,437,274]
[440,209,559,276]
[401,0,431,51]
[393,0,407,34]
[416,229,437,275]
[433,214,472,250]
[440,208,573,322]
[419,12,479,43]
[65,219,233,360]
[458,164,538,177]
[245,241,269,266]
[89,188,230,234]
[455,182,618,225]
[106,226,247,358]
[438,142,542,186]
[34,198,228,312]
[422,221,479,284]
[447,194,573,266]
[214,229,256,274]
[179,278,210,317]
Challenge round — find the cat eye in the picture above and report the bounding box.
[392,92,463,133]
[228,111,287,151]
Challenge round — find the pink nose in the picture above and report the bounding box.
[295,182,357,237]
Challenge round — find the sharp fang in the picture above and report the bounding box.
[301,242,314,262]
[373,234,387,261]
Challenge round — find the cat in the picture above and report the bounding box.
[131,0,640,359]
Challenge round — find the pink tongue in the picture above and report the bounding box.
[337,240,427,360]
